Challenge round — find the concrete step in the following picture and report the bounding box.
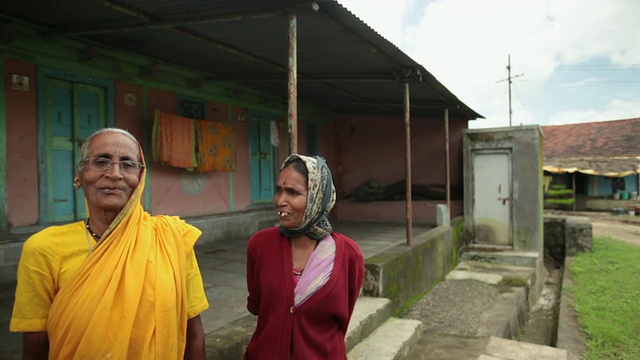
[205,295,395,359]
[347,317,423,360]
[478,336,574,360]
[346,296,394,352]
[460,249,539,268]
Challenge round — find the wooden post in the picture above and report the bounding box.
[404,82,412,246]
[445,108,451,218]
[288,13,298,155]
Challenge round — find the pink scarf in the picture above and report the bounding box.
[294,235,336,306]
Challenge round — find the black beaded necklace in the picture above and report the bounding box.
[85,218,101,240]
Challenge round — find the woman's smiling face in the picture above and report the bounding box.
[78,132,141,216]
[274,165,308,229]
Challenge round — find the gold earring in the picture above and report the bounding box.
[73,179,80,190]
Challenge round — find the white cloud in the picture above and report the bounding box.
[338,0,640,128]
[549,98,640,125]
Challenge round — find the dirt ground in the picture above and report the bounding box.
[545,209,640,246]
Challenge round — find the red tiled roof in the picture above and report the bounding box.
[542,117,640,159]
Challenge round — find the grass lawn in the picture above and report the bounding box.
[569,237,640,359]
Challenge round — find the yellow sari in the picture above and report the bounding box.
[46,152,204,359]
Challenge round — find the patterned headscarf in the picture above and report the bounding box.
[279,154,336,240]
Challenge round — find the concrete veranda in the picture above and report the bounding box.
[0,221,432,359]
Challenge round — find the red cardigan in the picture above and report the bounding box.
[244,227,364,360]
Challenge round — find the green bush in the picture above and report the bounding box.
[545,183,574,209]
[547,189,574,197]
[546,198,575,205]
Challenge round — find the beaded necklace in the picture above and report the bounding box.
[85,217,101,240]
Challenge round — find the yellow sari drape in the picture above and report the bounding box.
[46,151,201,359]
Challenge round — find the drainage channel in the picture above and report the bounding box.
[516,255,564,346]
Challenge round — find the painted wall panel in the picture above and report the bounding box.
[4,59,38,227]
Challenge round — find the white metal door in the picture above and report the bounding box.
[473,151,512,246]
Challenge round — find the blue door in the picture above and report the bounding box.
[249,113,276,204]
[41,78,106,223]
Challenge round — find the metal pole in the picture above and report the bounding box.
[508,54,512,127]
[288,13,298,154]
[404,82,412,246]
[445,108,451,217]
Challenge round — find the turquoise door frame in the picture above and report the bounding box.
[248,111,277,204]
[37,67,114,225]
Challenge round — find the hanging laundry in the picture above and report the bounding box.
[152,110,197,169]
[270,120,280,147]
[194,120,236,172]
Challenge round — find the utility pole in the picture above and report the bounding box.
[497,54,523,126]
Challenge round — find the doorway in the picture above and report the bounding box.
[248,112,277,204]
[38,70,112,224]
[472,150,512,246]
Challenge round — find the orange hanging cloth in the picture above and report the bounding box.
[153,110,197,169]
[194,120,236,172]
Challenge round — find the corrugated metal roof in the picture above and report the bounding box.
[0,0,483,120]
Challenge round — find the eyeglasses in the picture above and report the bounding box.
[83,157,145,174]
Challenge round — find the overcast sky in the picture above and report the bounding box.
[337,0,640,129]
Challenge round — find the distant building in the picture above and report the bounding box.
[542,117,640,210]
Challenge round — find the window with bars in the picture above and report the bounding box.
[179,98,205,119]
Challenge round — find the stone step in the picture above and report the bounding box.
[205,296,394,359]
[345,296,394,353]
[347,317,423,360]
[460,249,539,268]
[478,336,574,360]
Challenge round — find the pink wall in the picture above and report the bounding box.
[323,114,468,224]
[331,114,466,198]
[231,106,251,211]
[335,200,463,225]
[114,82,144,141]
[5,59,38,227]
[146,90,255,216]
[1,59,467,228]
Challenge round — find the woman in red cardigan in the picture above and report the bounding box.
[245,154,365,359]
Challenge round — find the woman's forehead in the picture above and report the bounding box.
[278,166,307,186]
[89,132,139,156]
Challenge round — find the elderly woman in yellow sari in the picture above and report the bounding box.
[10,128,209,359]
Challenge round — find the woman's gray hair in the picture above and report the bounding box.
[76,128,141,172]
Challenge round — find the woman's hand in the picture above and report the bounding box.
[185,315,206,359]
[22,332,49,359]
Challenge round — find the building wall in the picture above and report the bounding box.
[327,114,466,223]
[590,174,638,197]
[0,21,302,230]
[0,20,470,232]
[4,58,39,227]
[332,114,466,197]
[548,172,639,198]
